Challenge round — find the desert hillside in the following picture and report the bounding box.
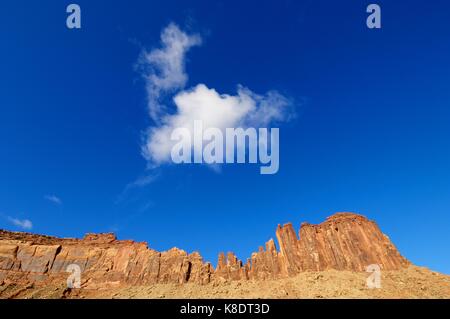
[1,265,449,299]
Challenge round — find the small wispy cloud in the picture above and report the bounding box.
[8,217,33,230]
[138,22,202,122]
[126,174,160,189]
[138,200,155,213]
[45,195,62,205]
[115,173,160,204]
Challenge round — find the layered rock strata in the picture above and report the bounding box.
[0,213,409,289]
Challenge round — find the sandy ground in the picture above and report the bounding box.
[1,266,449,299]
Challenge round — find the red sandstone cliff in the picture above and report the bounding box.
[0,213,409,290]
[215,213,409,281]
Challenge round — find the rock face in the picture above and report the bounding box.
[0,213,409,290]
[215,213,409,281]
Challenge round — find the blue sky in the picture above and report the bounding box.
[1,0,450,274]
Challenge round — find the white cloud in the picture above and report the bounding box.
[45,195,62,205]
[139,23,294,166]
[138,23,202,122]
[143,84,291,164]
[8,217,33,230]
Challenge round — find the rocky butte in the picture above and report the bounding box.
[0,213,409,290]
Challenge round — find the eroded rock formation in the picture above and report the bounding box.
[0,213,409,290]
[215,213,409,281]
